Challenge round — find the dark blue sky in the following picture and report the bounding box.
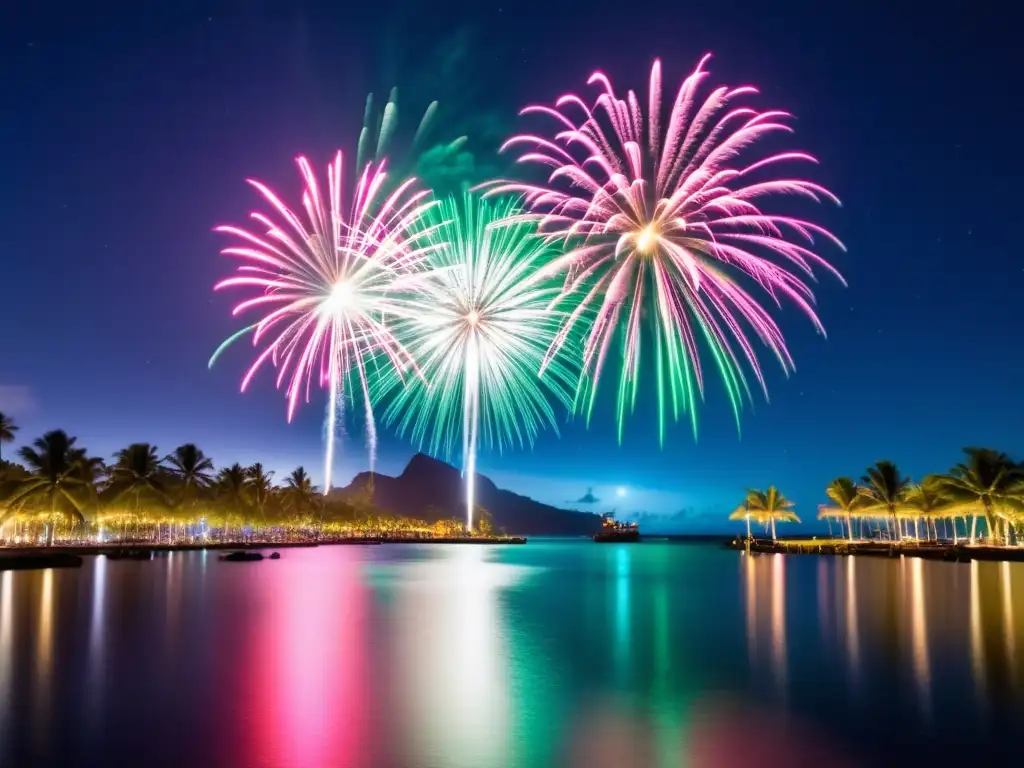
[1,1,1019,532]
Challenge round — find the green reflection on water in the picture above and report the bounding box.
[497,542,707,767]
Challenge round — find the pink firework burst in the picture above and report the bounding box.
[213,152,437,490]
[487,55,846,443]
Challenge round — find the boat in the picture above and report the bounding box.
[0,553,83,571]
[105,549,154,561]
[220,551,263,562]
[593,513,640,543]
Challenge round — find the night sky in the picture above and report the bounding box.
[1,1,1018,532]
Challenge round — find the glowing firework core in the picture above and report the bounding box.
[466,309,481,327]
[636,223,660,254]
[323,280,355,316]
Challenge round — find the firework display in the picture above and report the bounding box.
[487,55,844,442]
[212,152,437,491]
[213,56,842,521]
[376,192,577,530]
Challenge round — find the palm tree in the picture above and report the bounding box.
[475,506,494,537]
[902,480,953,541]
[5,430,100,541]
[930,448,1024,545]
[818,477,863,541]
[165,443,214,491]
[731,487,800,542]
[108,443,167,536]
[246,463,275,534]
[76,454,107,489]
[215,463,249,539]
[729,502,754,540]
[164,444,214,537]
[282,467,318,525]
[0,412,17,464]
[859,460,911,542]
[283,466,316,500]
[0,461,29,540]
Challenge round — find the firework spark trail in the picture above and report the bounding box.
[486,55,845,442]
[375,193,578,531]
[213,152,438,492]
[357,88,440,175]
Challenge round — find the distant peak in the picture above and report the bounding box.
[400,452,497,492]
[402,452,458,476]
[407,452,451,467]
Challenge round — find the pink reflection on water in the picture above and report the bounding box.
[241,550,370,767]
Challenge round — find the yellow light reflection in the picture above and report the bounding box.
[817,559,829,642]
[37,569,54,686]
[910,557,931,720]
[1001,561,1016,681]
[969,561,986,705]
[0,572,12,738]
[33,568,55,749]
[770,554,787,696]
[845,556,860,681]
[744,553,757,665]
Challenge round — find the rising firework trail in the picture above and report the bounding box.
[356,87,441,175]
[487,55,845,442]
[212,152,437,491]
[376,192,577,531]
[356,87,472,194]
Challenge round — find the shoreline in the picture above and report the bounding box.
[727,537,1024,562]
[0,536,528,569]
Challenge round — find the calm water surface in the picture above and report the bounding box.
[1,541,1022,767]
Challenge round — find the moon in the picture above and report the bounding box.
[616,486,627,498]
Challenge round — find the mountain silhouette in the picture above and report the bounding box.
[332,453,602,536]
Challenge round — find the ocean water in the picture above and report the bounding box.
[1,540,1021,767]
